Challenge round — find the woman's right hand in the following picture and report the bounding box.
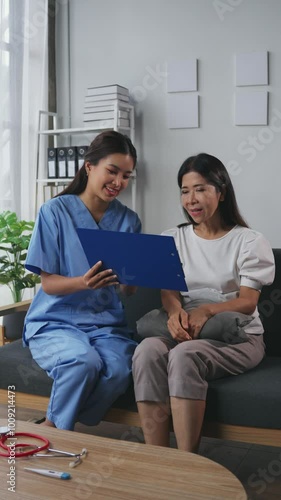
[83,261,119,290]
[167,308,192,342]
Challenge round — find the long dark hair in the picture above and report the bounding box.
[58,130,137,196]
[177,153,248,228]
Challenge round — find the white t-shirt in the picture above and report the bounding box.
[161,224,275,334]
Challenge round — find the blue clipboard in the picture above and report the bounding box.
[77,228,188,291]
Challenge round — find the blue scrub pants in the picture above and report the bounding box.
[28,325,137,430]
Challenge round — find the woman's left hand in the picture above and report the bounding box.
[188,307,212,339]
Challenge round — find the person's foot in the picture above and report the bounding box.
[41,418,56,428]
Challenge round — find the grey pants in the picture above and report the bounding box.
[132,334,265,402]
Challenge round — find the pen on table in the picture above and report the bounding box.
[24,468,71,480]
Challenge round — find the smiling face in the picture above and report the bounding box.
[181,171,224,225]
[85,153,134,203]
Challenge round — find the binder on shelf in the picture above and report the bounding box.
[77,228,188,291]
[57,148,67,178]
[83,118,130,128]
[66,147,77,178]
[47,148,57,178]
[76,145,88,169]
[87,84,129,97]
[85,93,129,103]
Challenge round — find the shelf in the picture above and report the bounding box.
[37,178,74,183]
[35,109,136,214]
[37,170,137,183]
[38,126,131,135]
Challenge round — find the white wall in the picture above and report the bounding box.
[56,0,281,246]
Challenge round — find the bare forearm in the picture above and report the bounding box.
[40,263,119,295]
[41,273,86,295]
[199,286,259,317]
[200,296,258,317]
[162,290,191,341]
[161,290,183,316]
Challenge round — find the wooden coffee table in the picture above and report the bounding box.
[0,420,247,499]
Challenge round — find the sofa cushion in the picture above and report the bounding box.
[259,248,281,356]
[0,340,52,396]
[136,308,252,344]
[121,287,162,333]
[206,357,281,429]
[113,357,281,430]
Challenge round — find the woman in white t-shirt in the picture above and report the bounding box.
[132,152,275,453]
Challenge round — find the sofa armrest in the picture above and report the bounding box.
[0,326,5,346]
[0,299,32,318]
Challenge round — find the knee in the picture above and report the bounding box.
[77,344,101,365]
[62,346,103,381]
[132,338,167,370]
[132,338,169,388]
[106,361,132,395]
[168,341,205,376]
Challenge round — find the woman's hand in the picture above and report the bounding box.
[40,262,118,295]
[187,307,212,339]
[167,308,192,342]
[83,261,119,289]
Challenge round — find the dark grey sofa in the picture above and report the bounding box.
[1,250,281,446]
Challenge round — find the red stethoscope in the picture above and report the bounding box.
[0,427,87,467]
[0,429,50,458]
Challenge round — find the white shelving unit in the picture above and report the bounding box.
[35,105,136,215]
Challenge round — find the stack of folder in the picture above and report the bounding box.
[83,84,131,129]
[47,145,88,179]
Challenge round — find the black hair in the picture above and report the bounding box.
[177,153,249,228]
[58,130,137,196]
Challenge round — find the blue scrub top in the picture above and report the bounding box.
[23,195,141,344]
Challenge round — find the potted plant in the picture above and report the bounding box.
[0,210,40,303]
[0,211,40,343]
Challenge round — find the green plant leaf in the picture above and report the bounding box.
[0,211,38,302]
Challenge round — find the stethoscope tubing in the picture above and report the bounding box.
[0,432,50,458]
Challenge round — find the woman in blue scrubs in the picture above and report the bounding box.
[24,130,141,430]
